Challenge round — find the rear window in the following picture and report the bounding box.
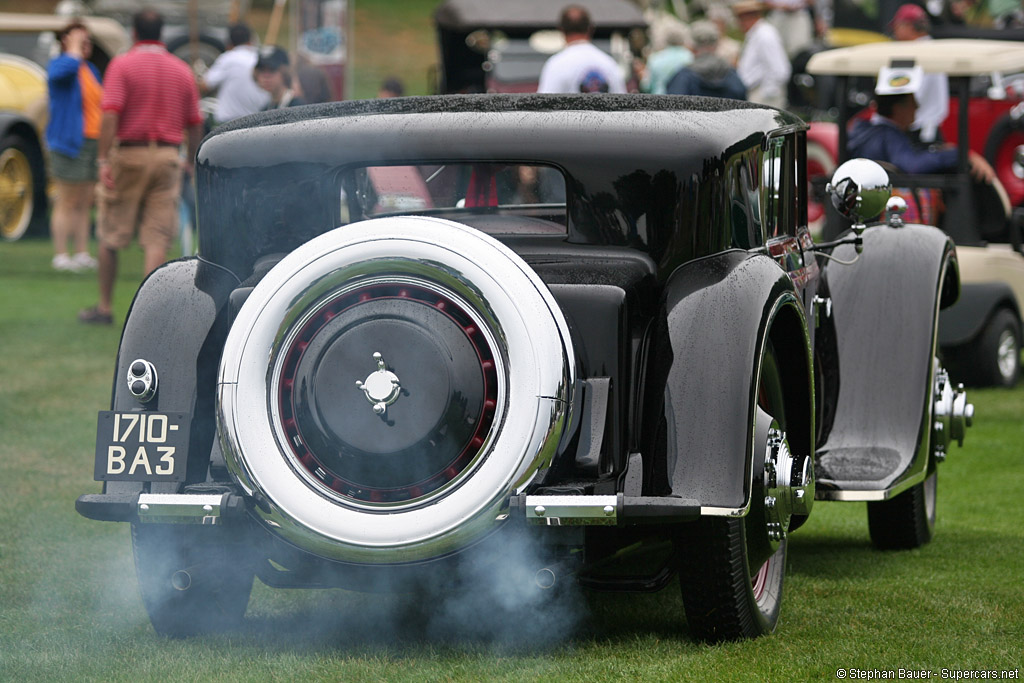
[340,162,567,234]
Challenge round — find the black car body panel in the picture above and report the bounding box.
[643,250,812,511]
[198,95,796,278]
[111,259,240,487]
[817,224,957,493]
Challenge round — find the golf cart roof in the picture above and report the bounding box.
[434,0,645,33]
[806,39,1024,77]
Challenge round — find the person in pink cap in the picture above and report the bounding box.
[889,3,948,144]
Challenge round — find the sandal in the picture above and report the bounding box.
[78,306,113,325]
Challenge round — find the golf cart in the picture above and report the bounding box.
[807,39,1024,387]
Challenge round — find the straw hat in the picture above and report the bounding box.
[731,0,767,15]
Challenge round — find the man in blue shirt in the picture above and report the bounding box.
[848,91,994,182]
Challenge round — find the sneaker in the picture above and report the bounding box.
[52,253,82,272]
[78,306,113,325]
[72,252,98,270]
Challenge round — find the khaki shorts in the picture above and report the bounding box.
[97,144,182,251]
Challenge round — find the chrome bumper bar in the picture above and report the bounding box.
[76,490,247,524]
[80,491,703,527]
[512,493,700,526]
[137,493,225,525]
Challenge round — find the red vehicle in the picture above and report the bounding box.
[941,84,1024,207]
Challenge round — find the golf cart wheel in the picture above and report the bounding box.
[972,308,1021,388]
[867,470,937,550]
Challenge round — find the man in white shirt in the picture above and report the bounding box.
[767,0,814,58]
[200,23,270,124]
[734,0,791,109]
[538,5,627,94]
[890,3,948,143]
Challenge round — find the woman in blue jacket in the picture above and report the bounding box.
[46,21,103,272]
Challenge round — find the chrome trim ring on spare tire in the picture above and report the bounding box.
[217,216,576,564]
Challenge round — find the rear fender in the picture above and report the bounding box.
[111,258,239,490]
[641,251,813,514]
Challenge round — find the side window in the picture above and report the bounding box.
[763,137,781,238]
[762,134,799,239]
[796,132,808,230]
[730,151,762,250]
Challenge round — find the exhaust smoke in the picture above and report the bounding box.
[235,527,589,650]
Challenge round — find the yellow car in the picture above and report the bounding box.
[0,13,128,241]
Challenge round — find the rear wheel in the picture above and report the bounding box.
[867,470,937,550]
[677,341,790,641]
[131,523,255,637]
[677,517,787,641]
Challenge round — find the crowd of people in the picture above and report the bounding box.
[44,8,335,325]
[539,2,999,225]
[45,1,1013,324]
[539,2,793,108]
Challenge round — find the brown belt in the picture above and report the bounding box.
[118,140,178,147]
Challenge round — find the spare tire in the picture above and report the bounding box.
[218,216,576,564]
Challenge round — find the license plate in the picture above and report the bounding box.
[94,411,190,482]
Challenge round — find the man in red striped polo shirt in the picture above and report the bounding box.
[79,8,203,325]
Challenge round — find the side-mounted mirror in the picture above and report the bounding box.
[809,159,893,262]
[826,159,892,231]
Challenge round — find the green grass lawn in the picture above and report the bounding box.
[1,236,1021,681]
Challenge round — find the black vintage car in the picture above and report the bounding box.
[77,95,972,641]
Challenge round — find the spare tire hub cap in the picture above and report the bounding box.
[356,352,401,415]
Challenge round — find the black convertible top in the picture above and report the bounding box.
[211,93,800,137]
